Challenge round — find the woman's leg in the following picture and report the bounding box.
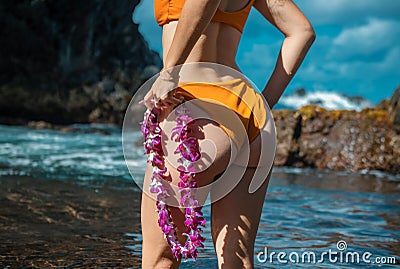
[211,164,272,269]
[141,118,233,268]
[141,162,185,269]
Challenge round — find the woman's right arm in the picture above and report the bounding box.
[254,0,316,109]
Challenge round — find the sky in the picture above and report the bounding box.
[133,0,400,104]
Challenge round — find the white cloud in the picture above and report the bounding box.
[295,0,400,25]
[332,18,400,58]
[296,45,400,101]
[302,45,399,80]
[340,47,400,76]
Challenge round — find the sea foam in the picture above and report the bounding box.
[279,89,374,111]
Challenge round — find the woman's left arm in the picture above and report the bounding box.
[145,0,221,109]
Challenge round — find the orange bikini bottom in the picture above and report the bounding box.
[173,78,267,149]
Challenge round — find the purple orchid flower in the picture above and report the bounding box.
[140,105,206,261]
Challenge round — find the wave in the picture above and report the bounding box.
[0,124,142,181]
[277,88,375,111]
[0,124,397,182]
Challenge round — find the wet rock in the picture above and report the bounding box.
[27,120,53,130]
[272,104,399,174]
[293,88,307,96]
[272,110,300,166]
[375,99,390,110]
[27,120,111,135]
[271,86,400,174]
[0,0,161,125]
[59,126,80,133]
[0,176,142,268]
[388,135,400,173]
[389,85,400,133]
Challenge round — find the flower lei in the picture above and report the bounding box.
[140,104,206,260]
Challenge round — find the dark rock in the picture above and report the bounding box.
[375,99,390,110]
[349,95,368,106]
[272,110,300,166]
[273,104,399,174]
[342,93,370,106]
[26,120,111,135]
[27,120,53,129]
[0,0,161,125]
[59,126,80,133]
[309,99,323,106]
[293,88,306,96]
[389,85,400,133]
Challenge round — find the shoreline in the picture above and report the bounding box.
[1,172,399,267]
[1,100,399,175]
[0,176,142,268]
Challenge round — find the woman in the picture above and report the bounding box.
[141,0,315,267]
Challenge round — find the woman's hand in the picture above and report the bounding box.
[142,69,183,110]
[143,0,221,110]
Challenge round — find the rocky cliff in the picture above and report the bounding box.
[0,0,161,125]
[273,86,400,175]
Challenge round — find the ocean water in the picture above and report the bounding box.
[0,124,399,268]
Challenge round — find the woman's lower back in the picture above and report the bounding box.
[162,21,243,71]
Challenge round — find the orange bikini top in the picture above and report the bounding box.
[154,0,255,33]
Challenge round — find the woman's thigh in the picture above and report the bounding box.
[210,163,272,269]
[141,115,234,267]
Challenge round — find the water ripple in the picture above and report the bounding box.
[0,124,399,268]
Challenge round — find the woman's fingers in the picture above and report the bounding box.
[155,98,176,109]
[146,76,184,109]
[154,90,183,108]
[143,89,155,109]
[165,92,184,105]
